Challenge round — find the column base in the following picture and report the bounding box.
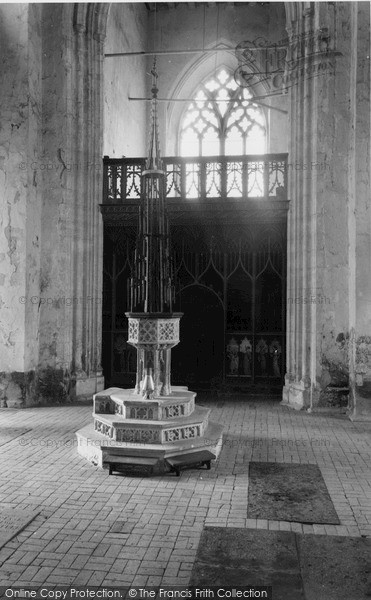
[74,373,105,401]
[0,369,105,407]
[348,383,371,422]
[0,371,36,408]
[281,380,310,411]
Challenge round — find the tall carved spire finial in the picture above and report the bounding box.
[146,57,162,172]
[129,54,173,317]
[127,56,179,400]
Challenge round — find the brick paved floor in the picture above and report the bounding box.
[0,397,370,586]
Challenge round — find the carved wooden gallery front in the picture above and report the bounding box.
[101,155,288,392]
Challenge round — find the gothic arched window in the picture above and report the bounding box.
[180,68,266,157]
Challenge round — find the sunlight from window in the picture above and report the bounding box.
[180,69,266,157]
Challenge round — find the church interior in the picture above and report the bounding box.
[0,1,371,596]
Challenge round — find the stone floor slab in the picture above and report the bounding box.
[298,533,371,599]
[189,526,304,600]
[0,510,40,550]
[247,462,340,524]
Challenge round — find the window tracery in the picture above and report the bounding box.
[180,68,266,157]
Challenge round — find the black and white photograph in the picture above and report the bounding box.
[0,1,371,598]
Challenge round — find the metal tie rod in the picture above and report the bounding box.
[105,46,286,58]
[128,96,288,114]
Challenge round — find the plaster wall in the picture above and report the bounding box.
[0,4,43,404]
[103,3,148,157]
[0,3,107,406]
[25,4,43,373]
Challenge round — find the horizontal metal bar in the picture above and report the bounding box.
[128,97,259,102]
[128,96,287,115]
[105,48,231,58]
[105,45,287,58]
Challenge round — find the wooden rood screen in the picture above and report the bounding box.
[101,154,289,392]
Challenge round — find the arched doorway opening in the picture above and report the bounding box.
[172,285,225,387]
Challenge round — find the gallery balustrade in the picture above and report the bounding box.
[103,154,288,203]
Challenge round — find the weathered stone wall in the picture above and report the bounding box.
[37,4,74,402]
[283,2,371,419]
[284,3,350,410]
[314,2,354,395]
[40,4,107,404]
[103,3,148,157]
[355,3,371,340]
[352,2,371,418]
[0,4,42,406]
[0,3,108,406]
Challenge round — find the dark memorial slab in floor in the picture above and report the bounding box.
[0,428,31,447]
[190,527,304,600]
[247,462,340,524]
[298,534,371,600]
[191,527,371,600]
[0,509,39,549]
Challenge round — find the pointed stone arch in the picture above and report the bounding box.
[165,37,273,156]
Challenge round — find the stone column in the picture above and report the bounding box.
[153,349,162,397]
[283,2,371,419]
[162,349,172,396]
[35,4,107,403]
[349,2,371,420]
[135,348,144,394]
[68,9,106,399]
[283,5,322,410]
[283,2,351,410]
